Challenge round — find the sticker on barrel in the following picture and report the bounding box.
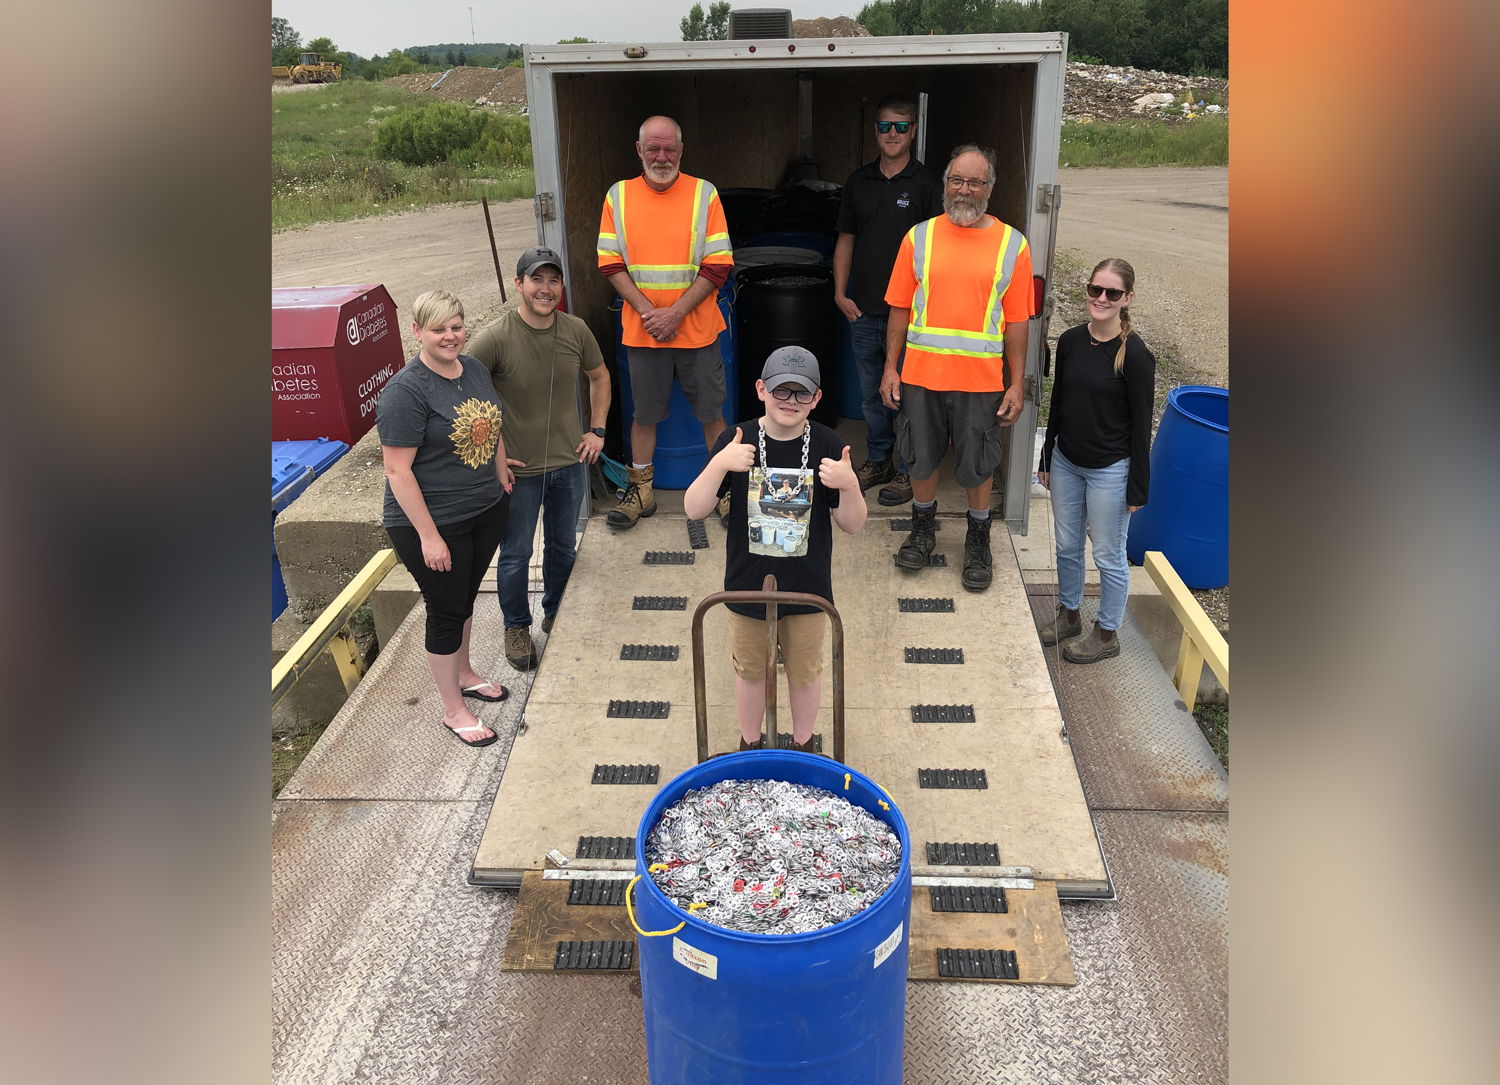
[873,922,904,969]
[672,937,718,980]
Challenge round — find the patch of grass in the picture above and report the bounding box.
[273,722,329,797]
[1192,702,1228,769]
[1060,116,1227,168]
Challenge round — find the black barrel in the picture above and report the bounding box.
[717,187,782,244]
[734,264,843,427]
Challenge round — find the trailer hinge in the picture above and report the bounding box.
[534,191,556,222]
[1036,183,1060,214]
[1025,373,1039,401]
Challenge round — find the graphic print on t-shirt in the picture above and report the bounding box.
[747,466,814,557]
[449,398,503,468]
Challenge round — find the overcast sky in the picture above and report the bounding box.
[274,2,868,59]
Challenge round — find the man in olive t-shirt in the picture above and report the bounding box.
[467,247,610,670]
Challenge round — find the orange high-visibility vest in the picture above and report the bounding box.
[597,173,733,349]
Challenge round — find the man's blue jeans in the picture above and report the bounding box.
[848,313,907,470]
[1049,446,1131,631]
[497,462,587,630]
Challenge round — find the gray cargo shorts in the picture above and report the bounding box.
[626,343,727,426]
[895,383,1007,489]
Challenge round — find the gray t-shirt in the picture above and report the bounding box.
[377,355,505,529]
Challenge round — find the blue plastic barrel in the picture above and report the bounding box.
[744,231,834,262]
[616,285,737,489]
[1127,385,1228,588]
[631,750,911,1085]
[272,437,349,620]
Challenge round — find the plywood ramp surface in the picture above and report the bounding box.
[475,515,1106,891]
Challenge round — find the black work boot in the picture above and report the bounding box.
[961,513,994,592]
[895,505,938,570]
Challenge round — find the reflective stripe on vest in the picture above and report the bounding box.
[907,219,1026,358]
[603,178,720,291]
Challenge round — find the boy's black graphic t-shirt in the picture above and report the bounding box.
[711,419,843,619]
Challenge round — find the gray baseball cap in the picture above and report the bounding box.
[516,246,564,278]
[761,346,820,392]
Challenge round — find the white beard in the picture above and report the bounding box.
[944,191,985,226]
[645,162,679,185]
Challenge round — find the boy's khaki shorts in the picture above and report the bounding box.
[726,611,826,688]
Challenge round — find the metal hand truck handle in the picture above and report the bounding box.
[689,574,845,764]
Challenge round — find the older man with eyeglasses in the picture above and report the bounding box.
[879,144,1035,592]
[833,94,943,508]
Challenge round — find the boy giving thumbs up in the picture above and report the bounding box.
[686,348,868,754]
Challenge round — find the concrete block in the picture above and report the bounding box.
[274,426,388,622]
[272,610,373,734]
[371,564,421,650]
[1127,567,1227,705]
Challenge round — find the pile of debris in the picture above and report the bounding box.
[793,16,871,37]
[1064,61,1228,124]
[384,65,527,108]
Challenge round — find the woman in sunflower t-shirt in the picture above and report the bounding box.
[378,290,523,748]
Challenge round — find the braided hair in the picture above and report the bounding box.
[1090,258,1136,374]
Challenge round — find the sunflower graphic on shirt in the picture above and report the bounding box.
[449,398,503,468]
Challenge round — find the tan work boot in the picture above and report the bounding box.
[1039,603,1083,646]
[1062,622,1121,664]
[606,464,657,529]
[878,471,913,506]
[504,625,538,671]
[856,455,896,491]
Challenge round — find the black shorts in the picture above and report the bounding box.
[895,384,1006,489]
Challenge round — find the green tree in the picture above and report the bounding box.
[680,2,731,41]
[456,49,468,65]
[272,16,300,55]
[383,48,419,76]
[446,49,456,65]
[557,36,594,43]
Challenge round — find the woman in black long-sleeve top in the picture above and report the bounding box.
[1036,258,1155,663]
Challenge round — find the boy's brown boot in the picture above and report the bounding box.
[738,736,764,752]
[606,464,657,529]
[788,735,818,754]
[1039,603,1083,646]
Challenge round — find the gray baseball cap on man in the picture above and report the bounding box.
[761,346,820,393]
[516,246,564,278]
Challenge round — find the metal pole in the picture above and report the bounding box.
[762,574,778,750]
[481,196,508,303]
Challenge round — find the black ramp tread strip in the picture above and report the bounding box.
[686,520,710,549]
[891,519,943,531]
[929,885,1009,914]
[893,553,947,567]
[567,880,627,907]
[898,597,956,612]
[643,551,694,565]
[633,596,688,611]
[925,841,1002,866]
[620,644,680,661]
[606,700,671,718]
[905,647,965,664]
[554,940,635,970]
[936,947,1019,979]
[591,764,661,785]
[911,704,976,723]
[576,835,635,859]
[918,768,988,790]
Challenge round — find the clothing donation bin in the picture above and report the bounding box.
[631,750,911,1085]
[272,437,349,619]
[272,285,404,447]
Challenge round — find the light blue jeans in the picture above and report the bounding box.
[1050,445,1131,631]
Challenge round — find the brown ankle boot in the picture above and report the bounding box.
[606,464,657,529]
[788,735,818,754]
[738,736,764,752]
[1062,621,1122,664]
[1039,603,1083,646]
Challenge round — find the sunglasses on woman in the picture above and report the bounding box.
[1086,283,1126,302]
[875,120,912,134]
[770,384,816,405]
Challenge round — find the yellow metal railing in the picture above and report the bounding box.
[1143,551,1229,712]
[272,549,398,709]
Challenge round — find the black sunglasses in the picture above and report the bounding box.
[1086,283,1126,302]
[875,121,912,134]
[770,384,816,404]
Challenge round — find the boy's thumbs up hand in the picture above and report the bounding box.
[819,444,857,490]
[715,426,756,473]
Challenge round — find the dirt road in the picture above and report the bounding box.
[271,199,539,360]
[1055,167,1227,386]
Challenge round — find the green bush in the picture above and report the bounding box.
[373,103,533,169]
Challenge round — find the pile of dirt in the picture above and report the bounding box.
[1065,62,1228,124]
[793,17,871,37]
[384,66,527,106]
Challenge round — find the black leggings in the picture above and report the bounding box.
[386,495,509,654]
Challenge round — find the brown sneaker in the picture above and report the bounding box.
[716,491,733,526]
[606,464,657,529]
[878,471,913,506]
[1062,622,1121,664]
[1039,603,1083,646]
[504,625,539,671]
[856,455,896,491]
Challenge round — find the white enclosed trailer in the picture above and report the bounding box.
[523,31,1067,533]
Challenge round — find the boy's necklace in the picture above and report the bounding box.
[758,421,811,476]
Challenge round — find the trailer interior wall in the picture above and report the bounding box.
[553,63,1035,382]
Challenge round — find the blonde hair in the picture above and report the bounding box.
[410,290,464,331]
[1090,258,1136,374]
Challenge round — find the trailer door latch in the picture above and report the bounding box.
[534,192,556,222]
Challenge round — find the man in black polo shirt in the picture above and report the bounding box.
[833,93,943,506]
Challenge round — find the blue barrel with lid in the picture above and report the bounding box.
[1127,385,1229,587]
[629,750,911,1084]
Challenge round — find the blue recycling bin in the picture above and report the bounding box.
[272,437,349,619]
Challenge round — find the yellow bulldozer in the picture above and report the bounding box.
[272,53,343,86]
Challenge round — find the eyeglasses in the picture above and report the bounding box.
[875,121,911,134]
[946,177,988,192]
[770,384,816,404]
[1085,284,1126,302]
